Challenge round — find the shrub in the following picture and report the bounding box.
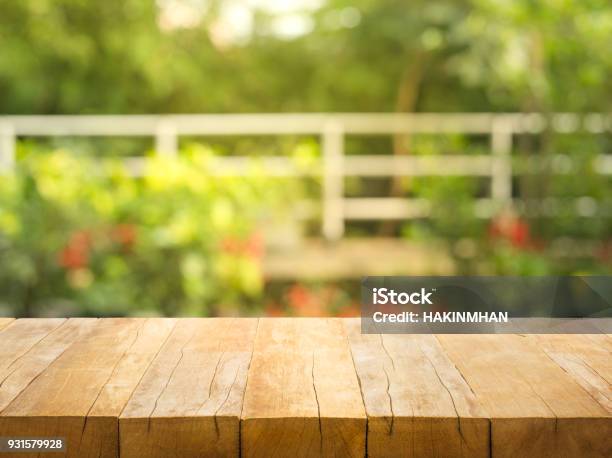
[0,145,295,317]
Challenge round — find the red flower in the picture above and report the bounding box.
[58,231,91,269]
[244,233,264,259]
[509,219,529,247]
[265,303,286,317]
[336,304,361,317]
[287,284,311,310]
[220,232,264,259]
[112,224,137,250]
[286,284,327,316]
[489,210,532,249]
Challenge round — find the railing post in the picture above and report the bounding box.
[322,121,344,241]
[155,119,178,158]
[0,121,16,173]
[491,117,513,204]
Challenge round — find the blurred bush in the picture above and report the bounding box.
[399,134,612,276]
[0,145,298,317]
[0,138,609,318]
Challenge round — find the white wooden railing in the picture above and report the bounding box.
[1,113,611,240]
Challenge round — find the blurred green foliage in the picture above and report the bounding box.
[1,0,610,114]
[0,0,610,315]
[398,133,611,275]
[0,145,301,317]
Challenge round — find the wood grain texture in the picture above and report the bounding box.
[0,319,66,377]
[0,318,98,412]
[0,318,172,458]
[437,334,612,458]
[0,318,69,416]
[0,318,14,332]
[120,318,257,458]
[345,320,488,458]
[0,318,610,458]
[242,318,366,458]
[531,334,612,413]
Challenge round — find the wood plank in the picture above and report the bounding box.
[437,334,612,458]
[531,334,612,412]
[83,318,177,458]
[0,318,98,412]
[0,318,609,457]
[587,334,612,353]
[0,318,66,376]
[0,318,173,458]
[345,320,488,458]
[0,318,14,332]
[120,318,257,458]
[241,318,366,458]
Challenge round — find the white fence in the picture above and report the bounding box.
[1,113,611,240]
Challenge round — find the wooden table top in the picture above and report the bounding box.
[0,317,609,458]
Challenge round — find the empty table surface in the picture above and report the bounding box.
[0,318,609,457]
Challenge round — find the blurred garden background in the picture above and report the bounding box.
[0,0,610,318]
